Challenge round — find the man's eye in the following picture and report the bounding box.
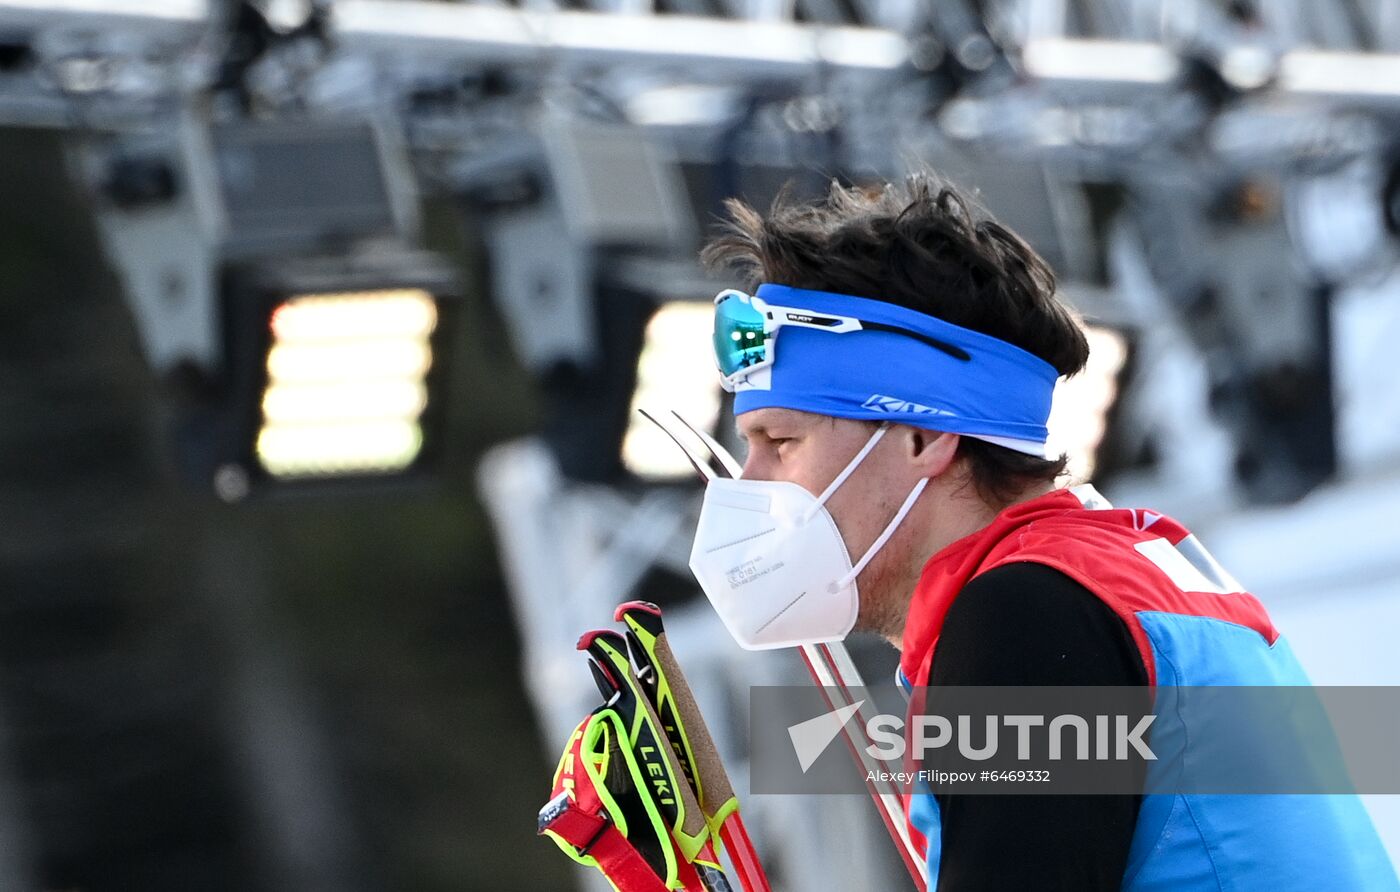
[772,438,793,448]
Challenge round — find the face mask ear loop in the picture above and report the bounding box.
[830,476,929,593]
[802,423,891,524]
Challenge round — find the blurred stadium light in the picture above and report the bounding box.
[72,113,459,499]
[205,254,457,500]
[258,288,437,478]
[1048,323,1132,483]
[622,301,724,480]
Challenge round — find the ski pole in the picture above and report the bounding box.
[580,630,734,892]
[800,641,929,890]
[614,601,772,892]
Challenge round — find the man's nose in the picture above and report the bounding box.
[740,450,770,481]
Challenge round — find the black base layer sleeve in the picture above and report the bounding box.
[924,560,1149,892]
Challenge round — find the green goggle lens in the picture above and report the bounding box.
[714,293,770,378]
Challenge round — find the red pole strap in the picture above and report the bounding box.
[540,794,672,892]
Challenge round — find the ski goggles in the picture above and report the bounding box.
[712,288,970,393]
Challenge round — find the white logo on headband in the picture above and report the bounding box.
[734,366,773,392]
[862,394,957,417]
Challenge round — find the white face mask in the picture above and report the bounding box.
[687,424,929,651]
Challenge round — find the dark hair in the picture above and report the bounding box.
[700,173,1090,505]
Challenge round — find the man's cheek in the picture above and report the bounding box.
[824,495,864,554]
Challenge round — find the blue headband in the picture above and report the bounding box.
[731,284,1060,457]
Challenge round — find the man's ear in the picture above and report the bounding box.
[905,426,960,478]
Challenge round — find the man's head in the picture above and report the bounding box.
[702,173,1090,641]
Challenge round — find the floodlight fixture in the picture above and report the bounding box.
[80,110,459,499]
[195,252,458,501]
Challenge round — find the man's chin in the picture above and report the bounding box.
[854,597,905,648]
